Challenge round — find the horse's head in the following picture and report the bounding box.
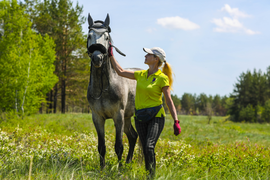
[87,14,111,68]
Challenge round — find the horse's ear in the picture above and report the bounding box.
[88,13,93,28]
[104,13,110,27]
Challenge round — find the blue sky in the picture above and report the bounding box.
[77,0,270,98]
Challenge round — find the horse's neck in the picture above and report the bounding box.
[105,57,117,79]
[90,57,117,85]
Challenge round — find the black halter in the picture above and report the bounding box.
[87,20,125,99]
[87,21,110,100]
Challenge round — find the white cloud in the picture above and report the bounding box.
[212,4,260,35]
[157,16,200,30]
[213,17,242,29]
[221,4,251,19]
[212,17,243,33]
[244,29,260,35]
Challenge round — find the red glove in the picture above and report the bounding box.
[174,120,181,136]
[108,42,113,57]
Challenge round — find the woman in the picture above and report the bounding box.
[108,45,181,178]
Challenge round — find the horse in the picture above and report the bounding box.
[86,13,139,169]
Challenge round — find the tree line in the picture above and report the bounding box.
[228,67,270,123]
[163,93,229,116]
[163,66,270,123]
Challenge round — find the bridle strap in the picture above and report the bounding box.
[110,44,126,56]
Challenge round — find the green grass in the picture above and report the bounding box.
[0,113,270,179]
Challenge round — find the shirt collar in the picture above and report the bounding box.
[144,69,162,77]
[153,69,162,76]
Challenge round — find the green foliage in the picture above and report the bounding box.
[181,93,195,114]
[239,104,255,122]
[196,93,208,112]
[205,102,213,124]
[224,97,234,113]
[212,94,227,116]
[179,93,228,116]
[18,0,88,113]
[171,94,181,113]
[28,0,87,113]
[0,0,57,116]
[261,100,270,122]
[229,67,270,123]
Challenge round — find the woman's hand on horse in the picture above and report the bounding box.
[108,51,135,80]
[108,42,114,57]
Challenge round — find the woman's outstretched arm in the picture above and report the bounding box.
[162,86,181,135]
[109,56,135,80]
[162,86,178,122]
[162,86,178,120]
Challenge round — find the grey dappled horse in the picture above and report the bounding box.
[86,13,139,169]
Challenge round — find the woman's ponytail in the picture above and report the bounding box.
[162,61,174,90]
[156,56,174,90]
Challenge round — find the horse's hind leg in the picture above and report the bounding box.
[92,113,106,169]
[124,117,138,163]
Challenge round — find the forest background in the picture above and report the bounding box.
[1,0,270,123]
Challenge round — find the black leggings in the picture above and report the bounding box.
[135,116,165,177]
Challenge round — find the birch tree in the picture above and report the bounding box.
[0,0,58,116]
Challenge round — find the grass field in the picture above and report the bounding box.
[0,113,270,179]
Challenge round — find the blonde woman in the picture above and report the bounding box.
[109,45,181,178]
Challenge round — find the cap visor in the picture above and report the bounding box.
[143,48,153,54]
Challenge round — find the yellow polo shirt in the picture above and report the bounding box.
[134,69,169,117]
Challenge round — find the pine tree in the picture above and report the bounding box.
[265,66,270,100]
[230,68,270,122]
[213,94,222,116]
[22,0,86,113]
[230,71,253,121]
[196,93,208,114]
[181,93,195,114]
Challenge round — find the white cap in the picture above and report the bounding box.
[143,47,166,63]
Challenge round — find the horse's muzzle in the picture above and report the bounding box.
[91,50,105,68]
[88,44,107,54]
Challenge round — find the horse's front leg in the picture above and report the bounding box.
[92,113,106,169]
[113,110,125,166]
